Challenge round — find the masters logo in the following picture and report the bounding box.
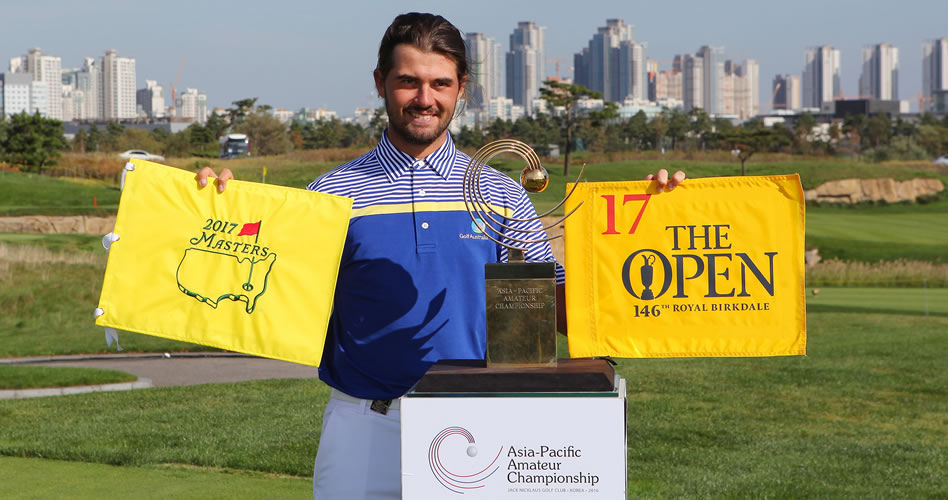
[175,218,277,314]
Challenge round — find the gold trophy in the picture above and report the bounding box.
[463,140,584,367]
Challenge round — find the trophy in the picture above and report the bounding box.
[463,140,584,367]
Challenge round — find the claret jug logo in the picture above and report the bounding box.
[175,218,277,314]
[429,427,503,494]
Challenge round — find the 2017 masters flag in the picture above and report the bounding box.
[95,159,353,366]
[564,175,806,358]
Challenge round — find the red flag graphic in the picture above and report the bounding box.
[238,221,261,236]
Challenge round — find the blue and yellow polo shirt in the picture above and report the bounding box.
[308,131,563,400]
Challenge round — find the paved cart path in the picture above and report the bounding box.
[0,353,318,399]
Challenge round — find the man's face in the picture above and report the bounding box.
[374,44,466,147]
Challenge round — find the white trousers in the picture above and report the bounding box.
[313,390,401,500]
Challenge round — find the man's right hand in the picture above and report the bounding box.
[196,167,234,193]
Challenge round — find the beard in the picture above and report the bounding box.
[385,101,455,146]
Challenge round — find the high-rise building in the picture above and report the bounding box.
[574,19,644,102]
[695,46,722,114]
[9,48,62,120]
[922,38,948,112]
[136,80,165,118]
[859,43,899,100]
[61,87,84,122]
[465,33,502,111]
[177,88,207,124]
[506,21,545,114]
[0,72,48,117]
[682,54,703,112]
[103,49,137,120]
[803,45,841,108]
[618,39,646,101]
[772,74,801,111]
[77,57,102,120]
[719,59,759,119]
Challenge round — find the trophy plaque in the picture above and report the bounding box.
[463,140,584,367]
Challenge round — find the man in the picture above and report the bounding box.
[199,13,684,499]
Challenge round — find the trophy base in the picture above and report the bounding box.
[411,358,616,393]
[485,262,556,367]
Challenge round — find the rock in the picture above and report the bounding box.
[805,178,944,204]
[805,248,821,268]
[0,215,116,234]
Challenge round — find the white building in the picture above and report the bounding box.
[9,48,62,120]
[0,72,48,117]
[465,33,503,111]
[296,107,337,122]
[506,21,545,114]
[353,107,374,128]
[720,59,759,119]
[77,57,102,120]
[136,80,165,119]
[803,45,841,108]
[617,97,664,119]
[103,49,137,120]
[177,88,207,124]
[859,43,899,100]
[922,38,948,112]
[61,86,85,122]
[271,108,294,123]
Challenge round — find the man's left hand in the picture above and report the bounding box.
[645,169,686,192]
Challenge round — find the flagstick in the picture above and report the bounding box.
[255,221,261,245]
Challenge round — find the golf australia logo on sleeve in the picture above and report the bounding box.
[176,218,276,313]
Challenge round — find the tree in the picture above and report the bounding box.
[793,112,817,153]
[623,110,649,150]
[665,109,689,150]
[865,113,892,148]
[102,121,126,152]
[719,128,789,176]
[649,113,668,152]
[86,124,102,152]
[0,112,68,170]
[540,80,603,176]
[688,108,712,150]
[227,98,258,126]
[204,112,229,141]
[232,111,291,156]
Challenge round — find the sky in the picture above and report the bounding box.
[2,0,945,116]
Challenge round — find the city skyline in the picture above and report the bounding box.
[0,0,945,117]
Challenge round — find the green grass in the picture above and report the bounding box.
[0,233,104,253]
[0,243,203,357]
[806,211,948,262]
[0,303,944,497]
[805,287,948,317]
[0,379,326,475]
[0,366,137,389]
[0,457,310,499]
[0,171,120,216]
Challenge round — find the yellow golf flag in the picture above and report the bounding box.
[95,159,352,366]
[564,175,806,358]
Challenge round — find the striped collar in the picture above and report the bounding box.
[374,129,458,183]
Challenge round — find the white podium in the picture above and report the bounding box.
[401,361,627,499]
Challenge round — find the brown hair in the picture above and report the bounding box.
[377,12,471,86]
